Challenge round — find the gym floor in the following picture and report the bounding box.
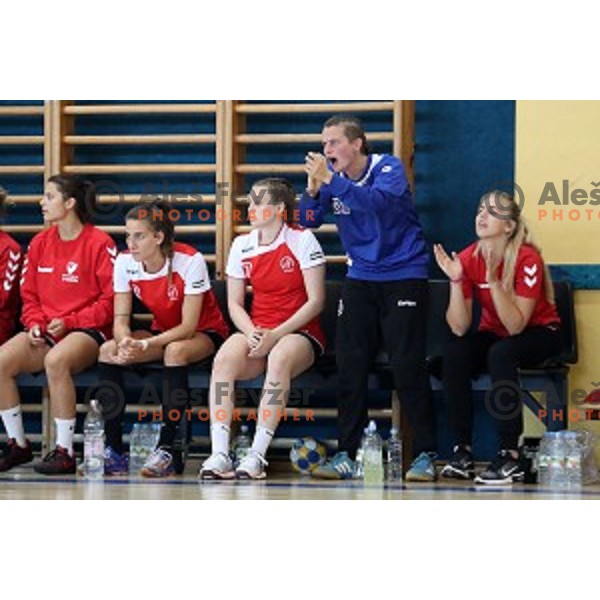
[1,460,598,500]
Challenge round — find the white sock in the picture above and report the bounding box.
[0,406,27,447]
[211,423,230,456]
[55,418,76,455]
[251,426,274,457]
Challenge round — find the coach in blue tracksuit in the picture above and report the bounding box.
[299,115,437,481]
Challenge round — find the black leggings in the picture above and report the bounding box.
[336,278,436,459]
[98,363,190,454]
[442,326,562,451]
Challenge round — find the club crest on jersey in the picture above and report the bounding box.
[279,256,295,274]
[332,197,351,215]
[62,261,80,283]
[168,283,179,301]
[242,261,253,279]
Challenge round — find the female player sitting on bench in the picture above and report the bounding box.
[200,178,326,480]
[434,190,561,485]
[98,199,229,477]
[0,175,116,475]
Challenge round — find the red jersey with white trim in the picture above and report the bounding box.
[458,242,560,337]
[0,232,22,344]
[226,223,326,349]
[20,224,116,339]
[114,242,229,339]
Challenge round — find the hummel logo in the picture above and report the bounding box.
[8,261,19,273]
[9,251,20,262]
[524,276,537,288]
[3,282,11,292]
[309,251,324,260]
[6,272,16,282]
[524,264,538,277]
[107,246,117,257]
[241,246,255,253]
[381,165,392,173]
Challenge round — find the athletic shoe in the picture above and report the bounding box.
[235,450,268,480]
[440,445,475,480]
[199,452,235,480]
[33,446,76,475]
[405,452,437,482]
[104,446,129,476]
[474,450,524,485]
[0,438,33,472]
[140,448,174,478]
[311,451,356,480]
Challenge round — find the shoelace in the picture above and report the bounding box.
[239,451,268,468]
[205,452,230,468]
[44,448,63,461]
[488,450,513,472]
[147,448,171,467]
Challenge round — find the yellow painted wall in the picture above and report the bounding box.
[516,101,600,457]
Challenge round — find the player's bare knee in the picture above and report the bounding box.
[163,340,188,366]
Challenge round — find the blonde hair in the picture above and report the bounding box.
[475,190,555,304]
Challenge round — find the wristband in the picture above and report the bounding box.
[450,277,463,284]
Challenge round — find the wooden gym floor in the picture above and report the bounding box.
[1,460,599,500]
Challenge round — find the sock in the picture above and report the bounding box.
[55,418,76,455]
[158,365,189,451]
[97,362,127,454]
[0,406,27,447]
[251,426,275,457]
[211,423,230,455]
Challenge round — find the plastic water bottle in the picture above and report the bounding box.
[547,432,566,489]
[386,428,403,482]
[231,424,251,467]
[129,423,161,474]
[355,427,369,480]
[84,399,105,480]
[128,424,144,474]
[363,420,384,485]
[537,434,550,486]
[563,431,582,490]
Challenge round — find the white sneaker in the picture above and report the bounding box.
[199,452,235,480]
[235,451,268,480]
[140,448,174,478]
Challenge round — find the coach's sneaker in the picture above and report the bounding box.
[311,451,356,480]
[0,438,33,472]
[440,445,475,480]
[475,450,524,485]
[140,448,174,478]
[405,452,436,482]
[199,452,235,480]
[104,446,129,476]
[33,446,76,475]
[235,450,268,480]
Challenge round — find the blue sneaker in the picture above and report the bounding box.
[311,451,356,480]
[104,446,129,476]
[406,452,436,482]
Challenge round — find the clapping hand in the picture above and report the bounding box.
[433,244,463,282]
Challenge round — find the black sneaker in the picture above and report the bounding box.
[33,446,76,475]
[474,450,524,485]
[0,439,33,472]
[440,445,475,480]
